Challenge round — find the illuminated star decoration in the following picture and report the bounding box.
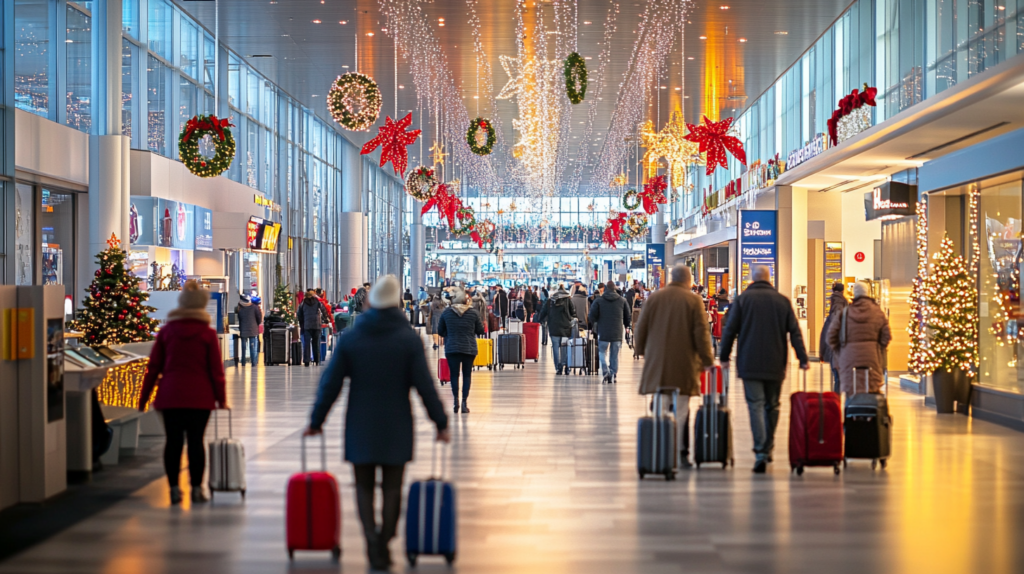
[641,107,704,186]
[430,141,448,167]
[106,233,122,248]
[640,175,668,215]
[360,113,421,176]
[496,55,523,101]
[684,115,747,176]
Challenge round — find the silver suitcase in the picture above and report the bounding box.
[208,409,247,499]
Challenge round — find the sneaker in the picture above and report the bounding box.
[602,374,611,384]
[190,487,210,503]
[752,459,767,474]
[169,486,183,505]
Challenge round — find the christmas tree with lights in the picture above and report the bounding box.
[271,263,297,325]
[923,234,978,376]
[73,234,160,345]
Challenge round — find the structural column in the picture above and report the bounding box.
[337,142,367,292]
[775,185,808,307]
[409,200,426,291]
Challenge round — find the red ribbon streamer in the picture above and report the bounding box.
[640,175,668,215]
[603,212,628,249]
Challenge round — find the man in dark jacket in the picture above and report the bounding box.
[538,285,577,375]
[299,290,329,366]
[588,281,632,384]
[819,282,849,392]
[495,285,510,327]
[236,295,264,366]
[305,275,449,570]
[570,284,590,330]
[719,265,809,473]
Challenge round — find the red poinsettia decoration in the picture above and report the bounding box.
[684,115,747,176]
[603,212,628,248]
[827,84,877,146]
[640,175,668,215]
[360,112,422,175]
[421,183,462,230]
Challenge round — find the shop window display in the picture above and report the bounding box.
[40,190,75,293]
[15,183,34,285]
[979,179,1023,394]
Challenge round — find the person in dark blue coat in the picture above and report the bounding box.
[305,275,450,570]
[437,287,485,414]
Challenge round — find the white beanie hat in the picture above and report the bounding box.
[852,281,870,299]
[368,275,401,309]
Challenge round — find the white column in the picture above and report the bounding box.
[775,185,808,303]
[652,203,667,245]
[409,200,426,291]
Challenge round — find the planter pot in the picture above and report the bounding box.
[932,368,962,414]
[956,375,973,415]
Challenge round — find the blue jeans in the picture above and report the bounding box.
[550,336,567,371]
[742,379,783,461]
[598,340,621,378]
[241,336,258,365]
[302,328,321,364]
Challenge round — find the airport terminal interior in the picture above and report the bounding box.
[2,0,1024,572]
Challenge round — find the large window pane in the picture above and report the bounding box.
[122,38,135,139]
[178,78,197,157]
[147,0,172,60]
[228,54,240,108]
[203,34,216,93]
[15,183,34,285]
[40,190,75,294]
[247,71,259,118]
[179,17,198,80]
[66,5,91,133]
[14,0,49,117]
[148,55,168,155]
[122,0,139,38]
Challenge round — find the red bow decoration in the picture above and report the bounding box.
[183,114,234,142]
[684,115,747,176]
[827,85,878,146]
[470,230,484,248]
[421,183,461,230]
[603,213,628,248]
[640,175,668,215]
[360,113,421,176]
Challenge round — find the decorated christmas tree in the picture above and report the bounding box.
[923,234,978,375]
[72,234,161,344]
[907,275,934,374]
[272,263,297,325]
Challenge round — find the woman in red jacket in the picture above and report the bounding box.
[139,280,227,505]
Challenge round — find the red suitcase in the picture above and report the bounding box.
[789,367,843,475]
[523,322,540,361]
[287,435,341,560]
[438,358,450,384]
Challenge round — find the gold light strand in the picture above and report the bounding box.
[97,360,150,409]
[908,193,932,374]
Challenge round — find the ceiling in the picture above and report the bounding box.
[179,0,852,194]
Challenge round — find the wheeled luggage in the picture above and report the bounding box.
[844,367,892,469]
[523,322,540,361]
[637,388,677,480]
[566,336,593,375]
[473,338,494,370]
[789,367,843,475]
[266,328,290,365]
[286,435,341,560]
[497,333,524,369]
[508,318,523,334]
[406,444,457,566]
[438,358,450,384]
[208,409,247,498]
[290,341,303,366]
[694,366,734,468]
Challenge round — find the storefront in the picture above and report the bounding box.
[128,197,214,291]
[13,183,82,312]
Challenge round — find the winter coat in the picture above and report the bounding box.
[818,291,849,364]
[719,281,808,381]
[495,290,510,318]
[523,290,535,317]
[429,298,447,334]
[634,282,714,395]
[588,290,631,342]
[139,310,227,411]
[318,296,335,329]
[236,300,263,338]
[471,294,488,324]
[299,294,327,330]
[438,305,485,356]
[826,296,891,394]
[309,307,448,466]
[538,290,577,338]
[351,287,368,314]
[571,291,590,329]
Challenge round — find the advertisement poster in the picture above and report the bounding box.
[824,242,843,318]
[646,243,665,289]
[246,216,282,252]
[738,210,777,291]
[129,197,199,250]
[195,207,213,251]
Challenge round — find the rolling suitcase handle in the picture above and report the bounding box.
[429,441,449,482]
[213,407,234,439]
[300,433,328,473]
[852,366,871,395]
[702,367,722,462]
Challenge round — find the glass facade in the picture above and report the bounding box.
[13,0,49,118]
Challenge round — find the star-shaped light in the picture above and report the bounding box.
[107,233,121,248]
[684,115,747,176]
[642,107,704,186]
[497,55,522,100]
[360,113,421,176]
[430,141,448,167]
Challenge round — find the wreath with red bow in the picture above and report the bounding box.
[623,212,649,240]
[622,189,641,211]
[467,117,496,155]
[179,114,236,178]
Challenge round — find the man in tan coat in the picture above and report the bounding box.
[635,265,715,467]
[826,281,891,395]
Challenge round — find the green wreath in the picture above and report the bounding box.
[564,52,588,104]
[179,114,236,178]
[622,188,641,211]
[624,212,649,240]
[405,166,439,202]
[467,117,496,155]
[328,72,382,131]
[451,207,477,236]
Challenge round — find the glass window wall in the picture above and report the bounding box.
[65,4,91,133]
[14,0,49,117]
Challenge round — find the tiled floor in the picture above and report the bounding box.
[2,333,1024,573]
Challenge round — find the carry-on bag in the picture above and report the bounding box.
[488,312,500,333]
[523,322,540,361]
[637,388,677,480]
[566,337,587,374]
[844,366,892,469]
[789,366,843,475]
[497,333,524,369]
[406,444,457,566]
[473,338,494,370]
[438,358,450,384]
[586,333,599,375]
[290,341,303,366]
[693,365,734,468]
[286,434,341,560]
[508,318,523,334]
[266,328,290,365]
[208,409,247,498]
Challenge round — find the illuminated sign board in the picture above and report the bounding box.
[738,210,777,291]
[246,216,282,252]
[864,181,917,221]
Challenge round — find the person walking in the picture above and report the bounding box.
[570,284,590,331]
[538,284,577,375]
[539,287,550,345]
[588,280,632,384]
[634,266,714,467]
[428,294,447,350]
[138,280,226,505]
[523,286,535,322]
[819,282,849,393]
[719,265,809,474]
[471,289,488,330]
[304,276,450,570]
[299,290,328,366]
[495,285,510,328]
[236,294,263,366]
[826,281,891,395]
[437,287,486,413]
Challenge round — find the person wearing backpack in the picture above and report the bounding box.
[826,281,891,395]
[538,284,577,375]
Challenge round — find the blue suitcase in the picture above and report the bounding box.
[406,447,456,566]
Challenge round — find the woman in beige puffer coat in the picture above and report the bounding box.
[826,281,892,395]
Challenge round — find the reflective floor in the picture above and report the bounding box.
[2,333,1024,573]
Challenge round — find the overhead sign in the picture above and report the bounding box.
[246,216,282,253]
[864,181,917,220]
[738,210,777,291]
[786,133,829,170]
[646,243,665,288]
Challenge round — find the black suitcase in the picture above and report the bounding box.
[290,341,303,366]
[694,366,734,469]
[497,333,524,370]
[637,389,677,480]
[265,328,290,365]
[844,367,892,469]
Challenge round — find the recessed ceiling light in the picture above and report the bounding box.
[660,86,667,89]
[720,5,730,9]
[739,38,747,42]
[583,21,592,25]
[584,56,592,60]
[687,56,694,60]
[339,20,347,24]
[473,95,479,99]
[674,87,681,91]
[438,18,445,22]
[366,32,374,36]
[699,35,707,40]
[774,30,788,35]
[342,65,349,68]
[439,22,445,26]
[382,28,387,32]
[399,85,405,89]
[312,19,321,24]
